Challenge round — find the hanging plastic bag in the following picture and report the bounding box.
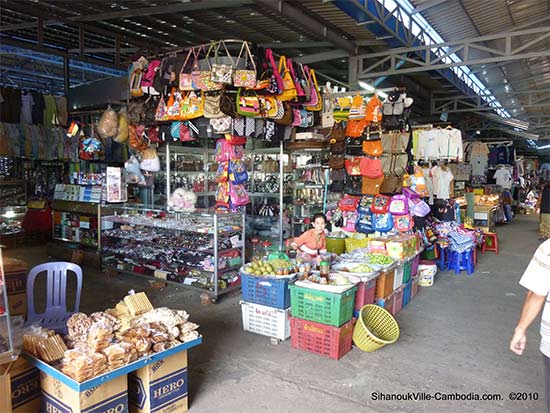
[97,105,118,139]
[113,107,129,143]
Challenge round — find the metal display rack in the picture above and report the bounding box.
[0,246,15,365]
[101,206,245,302]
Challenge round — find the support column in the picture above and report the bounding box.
[63,56,70,98]
[348,53,359,90]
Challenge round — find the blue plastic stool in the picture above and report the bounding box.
[449,249,475,275]
[436,244,450,271]
[26,262,83,333]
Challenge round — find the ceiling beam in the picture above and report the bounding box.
[68,1,255,22]
[254,0,357,53]
[295,50,349,64]
[411,0,453,15]
[259,41,332,48]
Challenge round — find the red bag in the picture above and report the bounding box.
[345,157,363,176]
[360,157,383,178]
[371,194,391,214]
[338,194,360,212]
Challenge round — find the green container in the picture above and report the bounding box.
[289,284,357,327]
[403,259,412,284]
[326,237,346,254]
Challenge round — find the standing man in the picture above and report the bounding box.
[510,239,550,412]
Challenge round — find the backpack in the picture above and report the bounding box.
[338,194,360,212]
[371,194,391,214]
[355,212,374,234]
[389,194,409,216]
[394,214,413,232]
[228,160,248,184]
[229,183,250,206]
[373,212,394,233]
[357,196,374,214]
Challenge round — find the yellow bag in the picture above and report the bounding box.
[277,56,297,102]
[179,91,204,120]
[304,69,323,112]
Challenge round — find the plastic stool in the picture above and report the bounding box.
[436,243,450,271]
[482,232,499,255]
[449,249,475,275]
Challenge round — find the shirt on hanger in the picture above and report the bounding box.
[418,129,439,160]
[494,167,512,189]
[471,154,488,176]
[21,92,34,124]
[432,166,453,200]
[437,128,463,162]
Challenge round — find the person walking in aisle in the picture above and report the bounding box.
[510,239,550,412]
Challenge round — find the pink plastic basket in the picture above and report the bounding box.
[354,279,377,311]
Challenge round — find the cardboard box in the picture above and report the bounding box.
[8,292,27,318]
[0,357,41,413]
[41,372,128,413]
[129,351,188,413]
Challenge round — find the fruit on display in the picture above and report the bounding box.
[347,264,374,273]
[367,254,394,266]
[243,259,298,276]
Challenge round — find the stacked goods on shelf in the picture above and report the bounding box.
[215,136,250,212]
[239,258,298,341]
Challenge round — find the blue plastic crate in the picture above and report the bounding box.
[402,279,412,308]
[240,272,293,309]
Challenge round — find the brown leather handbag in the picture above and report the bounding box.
[328,155,345,170]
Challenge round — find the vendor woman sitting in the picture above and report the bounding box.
[290,213,327,258]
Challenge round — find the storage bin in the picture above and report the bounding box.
[402,279,412,308]
[411,253,420,276]
[241,301,291,340]
[289,284,357,327]
[375,267,395,299]
[354,278,377,311]
[403,258,412,284]
[376,293,393,314]
[392,286,404,315]
[290,316,355,360]
[411,275,419,299]
[240,272,295,309]
[352,304,400,352]
[393,263,404,291]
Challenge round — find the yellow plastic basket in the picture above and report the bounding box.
[352,304,400,352]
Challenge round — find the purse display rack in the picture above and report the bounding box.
[100,205,245,302]
[290,150,330,237]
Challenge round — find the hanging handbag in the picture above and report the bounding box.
[233,41,257,88]
[273,101,293,126]
[355,213,374,234]
[154,95,169,122]
[362,175,384,196]
[220,91,238,117]
[328,155,345,170]
[237,88,262,117]
[277,56,297,101]
[192,44,222,91]
[365,95,383,123]
[345,157,362,176]
[381,132,409,154]
[203,92,224,119]
[179,48,197,91]
[357,196,375,214]
[166,88,183,121]
[304,69,322,111]
[211,40,235,85]
[330,139,345,154]
[360,157,383,178]
[258,95,278,118]
[389,194,409,215]
[210,116,232,134]
[348,93,366,119]
[346,118,368,138]
[287,59,306,102]
[380,175,403,194]
[264,48,283,94]
[362,139,383,157]
[344,175,363,196]
[179,91,204,120]
[216,161,229,183]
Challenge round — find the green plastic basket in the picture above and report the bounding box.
[289,284,357,327]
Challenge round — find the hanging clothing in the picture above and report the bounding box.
[31,92,45,124]
[20,91,34,124]
[55,96,68,127]
[437,128,463,161]
[422,166,434,205]
[471,155,488,177]
[432,166,453,200]
[43,95,58,127]
[494,167,513,189]
[417,129,439,160]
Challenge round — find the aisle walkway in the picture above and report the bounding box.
[6,214,546,412]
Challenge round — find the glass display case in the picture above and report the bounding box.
[101,206,245,302]
[0,247,15,365]
[289,149,330,237]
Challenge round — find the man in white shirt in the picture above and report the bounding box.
[510,239,550,412]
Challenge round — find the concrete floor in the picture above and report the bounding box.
[5,214,547,412]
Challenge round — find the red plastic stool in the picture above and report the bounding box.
[482,232,499,255]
